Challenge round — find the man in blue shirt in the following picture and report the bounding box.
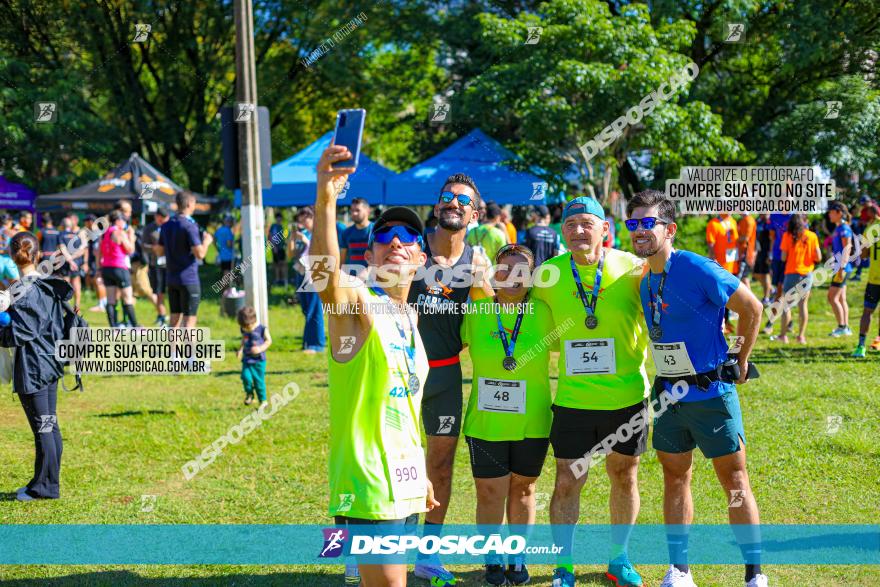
[157,192,213,328]
[625,190,768,587]
[339,197,372,274]
[214,214,237,291]
[763,213,790,333]
[524,204,563,266]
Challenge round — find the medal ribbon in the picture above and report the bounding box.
[647,252,674,331]
[570,250,604,321]
[370,287,417,387]
[495,294,529,360]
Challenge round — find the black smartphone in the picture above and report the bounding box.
[332,109,366,169]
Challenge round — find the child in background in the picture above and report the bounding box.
[236,306,271,407]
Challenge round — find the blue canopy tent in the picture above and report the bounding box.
[235,131,392,207]
[385,129,552,205]
[0,175,37,212]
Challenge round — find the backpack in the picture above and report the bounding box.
[58,299,88,392]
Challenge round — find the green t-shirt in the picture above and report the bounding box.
[531,249,649,410]
[466,224,508,262]
[461,297,555,441]
[327,288,430,520]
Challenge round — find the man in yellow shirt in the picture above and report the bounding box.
[531,196,649,587]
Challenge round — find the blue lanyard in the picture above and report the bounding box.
[647,252,674,329]
[370,287,417,377]
[495,295,529,359]
[570,251,604,319]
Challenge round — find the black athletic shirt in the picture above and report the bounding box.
[407,241,475,361]
[756,218,771,257]
[40,227,61,254]
[524,225,560,266]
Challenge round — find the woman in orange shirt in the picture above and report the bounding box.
[777,215,822,344]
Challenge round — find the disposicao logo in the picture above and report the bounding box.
[319,528,348,558]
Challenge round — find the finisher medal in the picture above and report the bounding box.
[649,326,663,341]
[408,374,421,393]
[496,295,528,374]
[571,252,605,332]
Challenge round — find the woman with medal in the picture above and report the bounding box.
[312,141,439,587]
[460,244,554,587]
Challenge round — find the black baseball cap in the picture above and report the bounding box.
[535,204,550,217]
[368,206,424,246]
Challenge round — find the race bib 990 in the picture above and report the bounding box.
[387,452,427,501]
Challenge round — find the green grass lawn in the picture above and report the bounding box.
[0,264,878,586]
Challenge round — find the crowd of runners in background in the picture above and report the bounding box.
[1,191,876,354]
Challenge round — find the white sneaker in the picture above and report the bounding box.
[746,574,768,587]
[660,565,697,587]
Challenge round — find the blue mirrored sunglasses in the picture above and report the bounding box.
[439,191,474,207]
[624,217,670,231]
[369,224,423,247]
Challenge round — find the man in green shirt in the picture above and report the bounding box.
[531,197,649,587]
[466,202,509,262]
[311,143,439,586]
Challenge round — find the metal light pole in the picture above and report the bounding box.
[234,0,269,326]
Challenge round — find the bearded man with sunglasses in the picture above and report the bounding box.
[407,174,494,586]
[313,144,440,587]
[626,190,767,587]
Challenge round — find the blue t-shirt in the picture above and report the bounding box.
[268,223,286,254]
[769,214,791,260]
[241,324,267,364]
[214,225,235,262]
[160,215,202,286]
[340,222,373,267]
[832,223,854,273]
[640,250,741,402]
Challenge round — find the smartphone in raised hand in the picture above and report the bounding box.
[331,109,365,170]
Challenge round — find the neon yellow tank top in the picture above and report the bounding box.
[327,288,430,520]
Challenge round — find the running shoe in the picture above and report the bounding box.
[343,562,359,585]
[414,558,456,586]
[829,327,847,337]
[16,490,36,502]
[551,567,576,587]
[244,394,254,405]
[484,563,507,586]
[745,574,769,587]
[606,555,642,586]
[660,566,697,587]
[852,344,867,358]
[871,337,880,351]
[760,297,771,307]
[505,561,530,585]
